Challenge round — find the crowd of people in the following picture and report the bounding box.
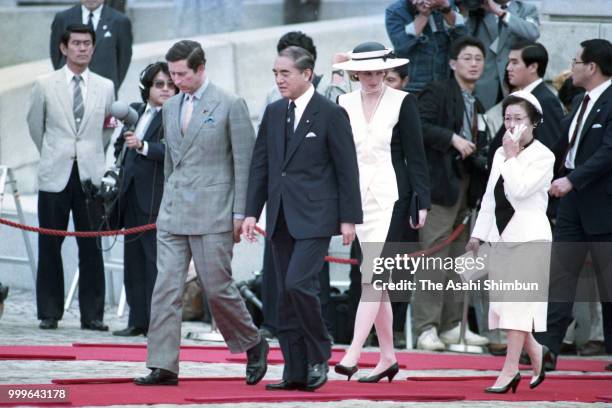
[11,0,611,395]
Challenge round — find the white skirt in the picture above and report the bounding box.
[355,192,393,284]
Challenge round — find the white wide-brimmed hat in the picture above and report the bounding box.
[509,90,543,114]
[332,42,408,72]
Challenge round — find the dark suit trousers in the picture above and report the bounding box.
[270,208,332,383]
[261,241,332,335]
[36,162,105,322]
[123,184,158,330]
[534,190,612,354]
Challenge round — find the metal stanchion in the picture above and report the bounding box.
[0,166,37,297]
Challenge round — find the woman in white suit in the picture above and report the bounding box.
[467,91,554,393]
[332,42,430,383]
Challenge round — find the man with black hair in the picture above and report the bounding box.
[537,38,612,371]
[50,0,132,93]
[466,0,540,110]
[413,36,490,351]
[111,62,178,337]
[134,40,267,387]
[28,23,114,331]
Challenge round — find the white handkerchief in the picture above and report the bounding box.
[104,31,112,38]
[592,123,603,129]
[305,132,317,138]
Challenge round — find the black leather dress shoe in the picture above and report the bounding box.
[579,340,605,356]
[81,320,109,331]
[305,362,328,391]
[134,368,178,386]
[543,348,557,372]
[246,337,269,385]
[265,380,306,391]
[112,327,147,336]
[39,318,58,329]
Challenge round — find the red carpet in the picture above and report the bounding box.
[1,376,610,406]
[0,343,608,372]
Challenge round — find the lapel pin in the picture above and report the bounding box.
[597,109,601,112]
[306,119,310,123]
[103,25,107,30]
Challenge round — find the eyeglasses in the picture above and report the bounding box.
[571,58,588,67]
[153,80,174,89]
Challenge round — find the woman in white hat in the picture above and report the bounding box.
[467,91,555,393]
[333,42,430,383]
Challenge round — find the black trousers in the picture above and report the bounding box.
[36,162,105,323]
[270,209,332,383]
[261,241,331,335]
[122,185,158,330]
[534,190,612,355]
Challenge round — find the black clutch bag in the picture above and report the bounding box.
[410,192,420,226]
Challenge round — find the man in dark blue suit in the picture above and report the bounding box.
[242,46,362,391]
[112,62,177,336]
[50,0,132,93]
[536,39,612,371]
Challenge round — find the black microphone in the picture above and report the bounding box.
[110,101,139,131]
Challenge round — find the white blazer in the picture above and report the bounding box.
[338,86,406,210]
[27,69,114,192]
[471,139,554,243]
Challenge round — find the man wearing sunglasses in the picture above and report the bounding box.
[112,62,178,337]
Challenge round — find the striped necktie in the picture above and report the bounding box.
[73,75,84,131]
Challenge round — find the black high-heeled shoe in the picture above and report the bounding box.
[334,363,358,381]
[530,345,548,389]
[485,372,521,394]
[357,362,399,383]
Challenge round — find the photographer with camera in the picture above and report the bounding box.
[413,36,491,351]
[385,0,467,94]
[462,0,540,110]
[111,62,177,336]
[27,24,115,331]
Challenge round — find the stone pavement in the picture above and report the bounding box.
[0,287,610,408]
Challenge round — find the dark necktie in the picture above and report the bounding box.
[560,94,591,170]
[285,101,296,153]
[73,75,84,131]
[87,12,95,32]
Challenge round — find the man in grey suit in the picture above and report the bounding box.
[27,24,115,331]
[466,0,540,110]
[50,0,133,93]
[134,40,268,386]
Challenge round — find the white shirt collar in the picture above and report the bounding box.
[586,79,612,105]
[82,4,103,21]
[64,65,90,86]
[291,84,315,111]
[523,78,543,94]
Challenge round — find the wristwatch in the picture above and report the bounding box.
[440,6,452,14]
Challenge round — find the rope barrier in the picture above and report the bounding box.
[1,214,469,264]
[0,217,155,237]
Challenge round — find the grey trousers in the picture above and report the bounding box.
[411,179,469,337]
[146,229,260,374]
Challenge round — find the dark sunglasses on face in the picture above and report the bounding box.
[153,80,174,89]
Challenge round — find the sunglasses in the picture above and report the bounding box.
[153,80,174,89]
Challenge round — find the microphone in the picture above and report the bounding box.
[110,101,139,130]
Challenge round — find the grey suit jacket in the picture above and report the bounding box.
[27,68,115,193]
[156,82,256,235]
[468,0,540,110]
